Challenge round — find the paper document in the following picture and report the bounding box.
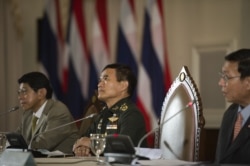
[37,149,73,157]
[135,147,162,159]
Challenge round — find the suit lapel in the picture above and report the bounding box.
[24,111,33,142]
[32,114,48,136]
[32,100,52,136]
[218,109,237,162]
[222,110,237,152]
[221,117,250,160]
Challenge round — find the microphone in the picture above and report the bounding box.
[136,100,196,154]
[8,106,20,112]
[0,106,19,116]
[29,113,97,148]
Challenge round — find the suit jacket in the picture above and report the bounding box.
[215,103,250,164]
[16,99,79,154]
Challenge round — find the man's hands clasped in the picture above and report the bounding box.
[73,137,91,157]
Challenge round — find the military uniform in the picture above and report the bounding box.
[85,97,147,147]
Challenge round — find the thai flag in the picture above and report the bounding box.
[38,0,66,102]
[116,0,172,147]
[38,0,89,119]
[88,0,111,99]
[116,0,138,101]
[65,0,89,119]
[38,0,111,120]
[91,0,111,74]
[141,0,172,117]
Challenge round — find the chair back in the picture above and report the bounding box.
[158,66,205,161]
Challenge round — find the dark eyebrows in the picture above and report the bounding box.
[99,74,108,80]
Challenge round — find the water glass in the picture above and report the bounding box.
[0,133,7,155]
[90,133,106,162]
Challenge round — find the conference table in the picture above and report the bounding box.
[35,157,201,166]
[0,151,201,166]
[35,157,250,166]
[1,152,248,165]
[0,147,248,165]
[0,149,202,166]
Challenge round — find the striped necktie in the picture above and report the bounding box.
[32,115,38,134]
[233,112,243,141]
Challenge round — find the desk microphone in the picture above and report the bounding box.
[29,113,97,148]
[136,100,196,154]
[0,106,19,117]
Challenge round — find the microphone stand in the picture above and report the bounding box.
[0,106,19,117]
[29,113,97,149]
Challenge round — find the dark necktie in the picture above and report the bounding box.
[233,112,243,141]
[32,115,38,134]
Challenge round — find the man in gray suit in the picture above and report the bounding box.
[216,49,250,164]
[16,72,79,154]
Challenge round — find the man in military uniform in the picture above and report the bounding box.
[73,63,147,156]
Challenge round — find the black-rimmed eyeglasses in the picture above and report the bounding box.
[218,72,241,83]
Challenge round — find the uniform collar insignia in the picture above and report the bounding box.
[120,103,128,111]
[111,106,119,111]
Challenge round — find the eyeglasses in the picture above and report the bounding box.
[218,72,241,83]
[17,89,28,96]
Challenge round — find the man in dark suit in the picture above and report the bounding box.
[16,72,79,154]
[73,63,147,156]
[216,49,250,164]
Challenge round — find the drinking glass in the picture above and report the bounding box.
[90,133,106,162]
[0,133,7,155]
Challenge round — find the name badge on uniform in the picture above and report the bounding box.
[106,124,118,129]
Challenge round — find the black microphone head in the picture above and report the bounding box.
[8,106,19,112]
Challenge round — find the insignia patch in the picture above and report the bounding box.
[111,106,119,111]
[97,119,103,130]
[120,103,128,111]
[109,114,119,122]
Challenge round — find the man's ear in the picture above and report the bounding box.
[120,81,129,91]
[245,77,250,90]
[37,88,47,99]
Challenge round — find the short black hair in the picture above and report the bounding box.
[18,72,53,99]
[103,63,137,96]
[225,49,250,79]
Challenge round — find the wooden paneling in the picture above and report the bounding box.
[199,128,219,162]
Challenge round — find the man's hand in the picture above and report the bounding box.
[73,137,91,156]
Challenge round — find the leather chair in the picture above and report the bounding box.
[156,66,205,161]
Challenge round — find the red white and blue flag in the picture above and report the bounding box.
[116,0,171,146]
[38,0,66,103]
[64,0,89,119]
[38,0,111,119]
[140,0,172,118]
[38,0,89,119]
[116,0,139,101]
[38,0,171,143]
[89,0,111,96]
